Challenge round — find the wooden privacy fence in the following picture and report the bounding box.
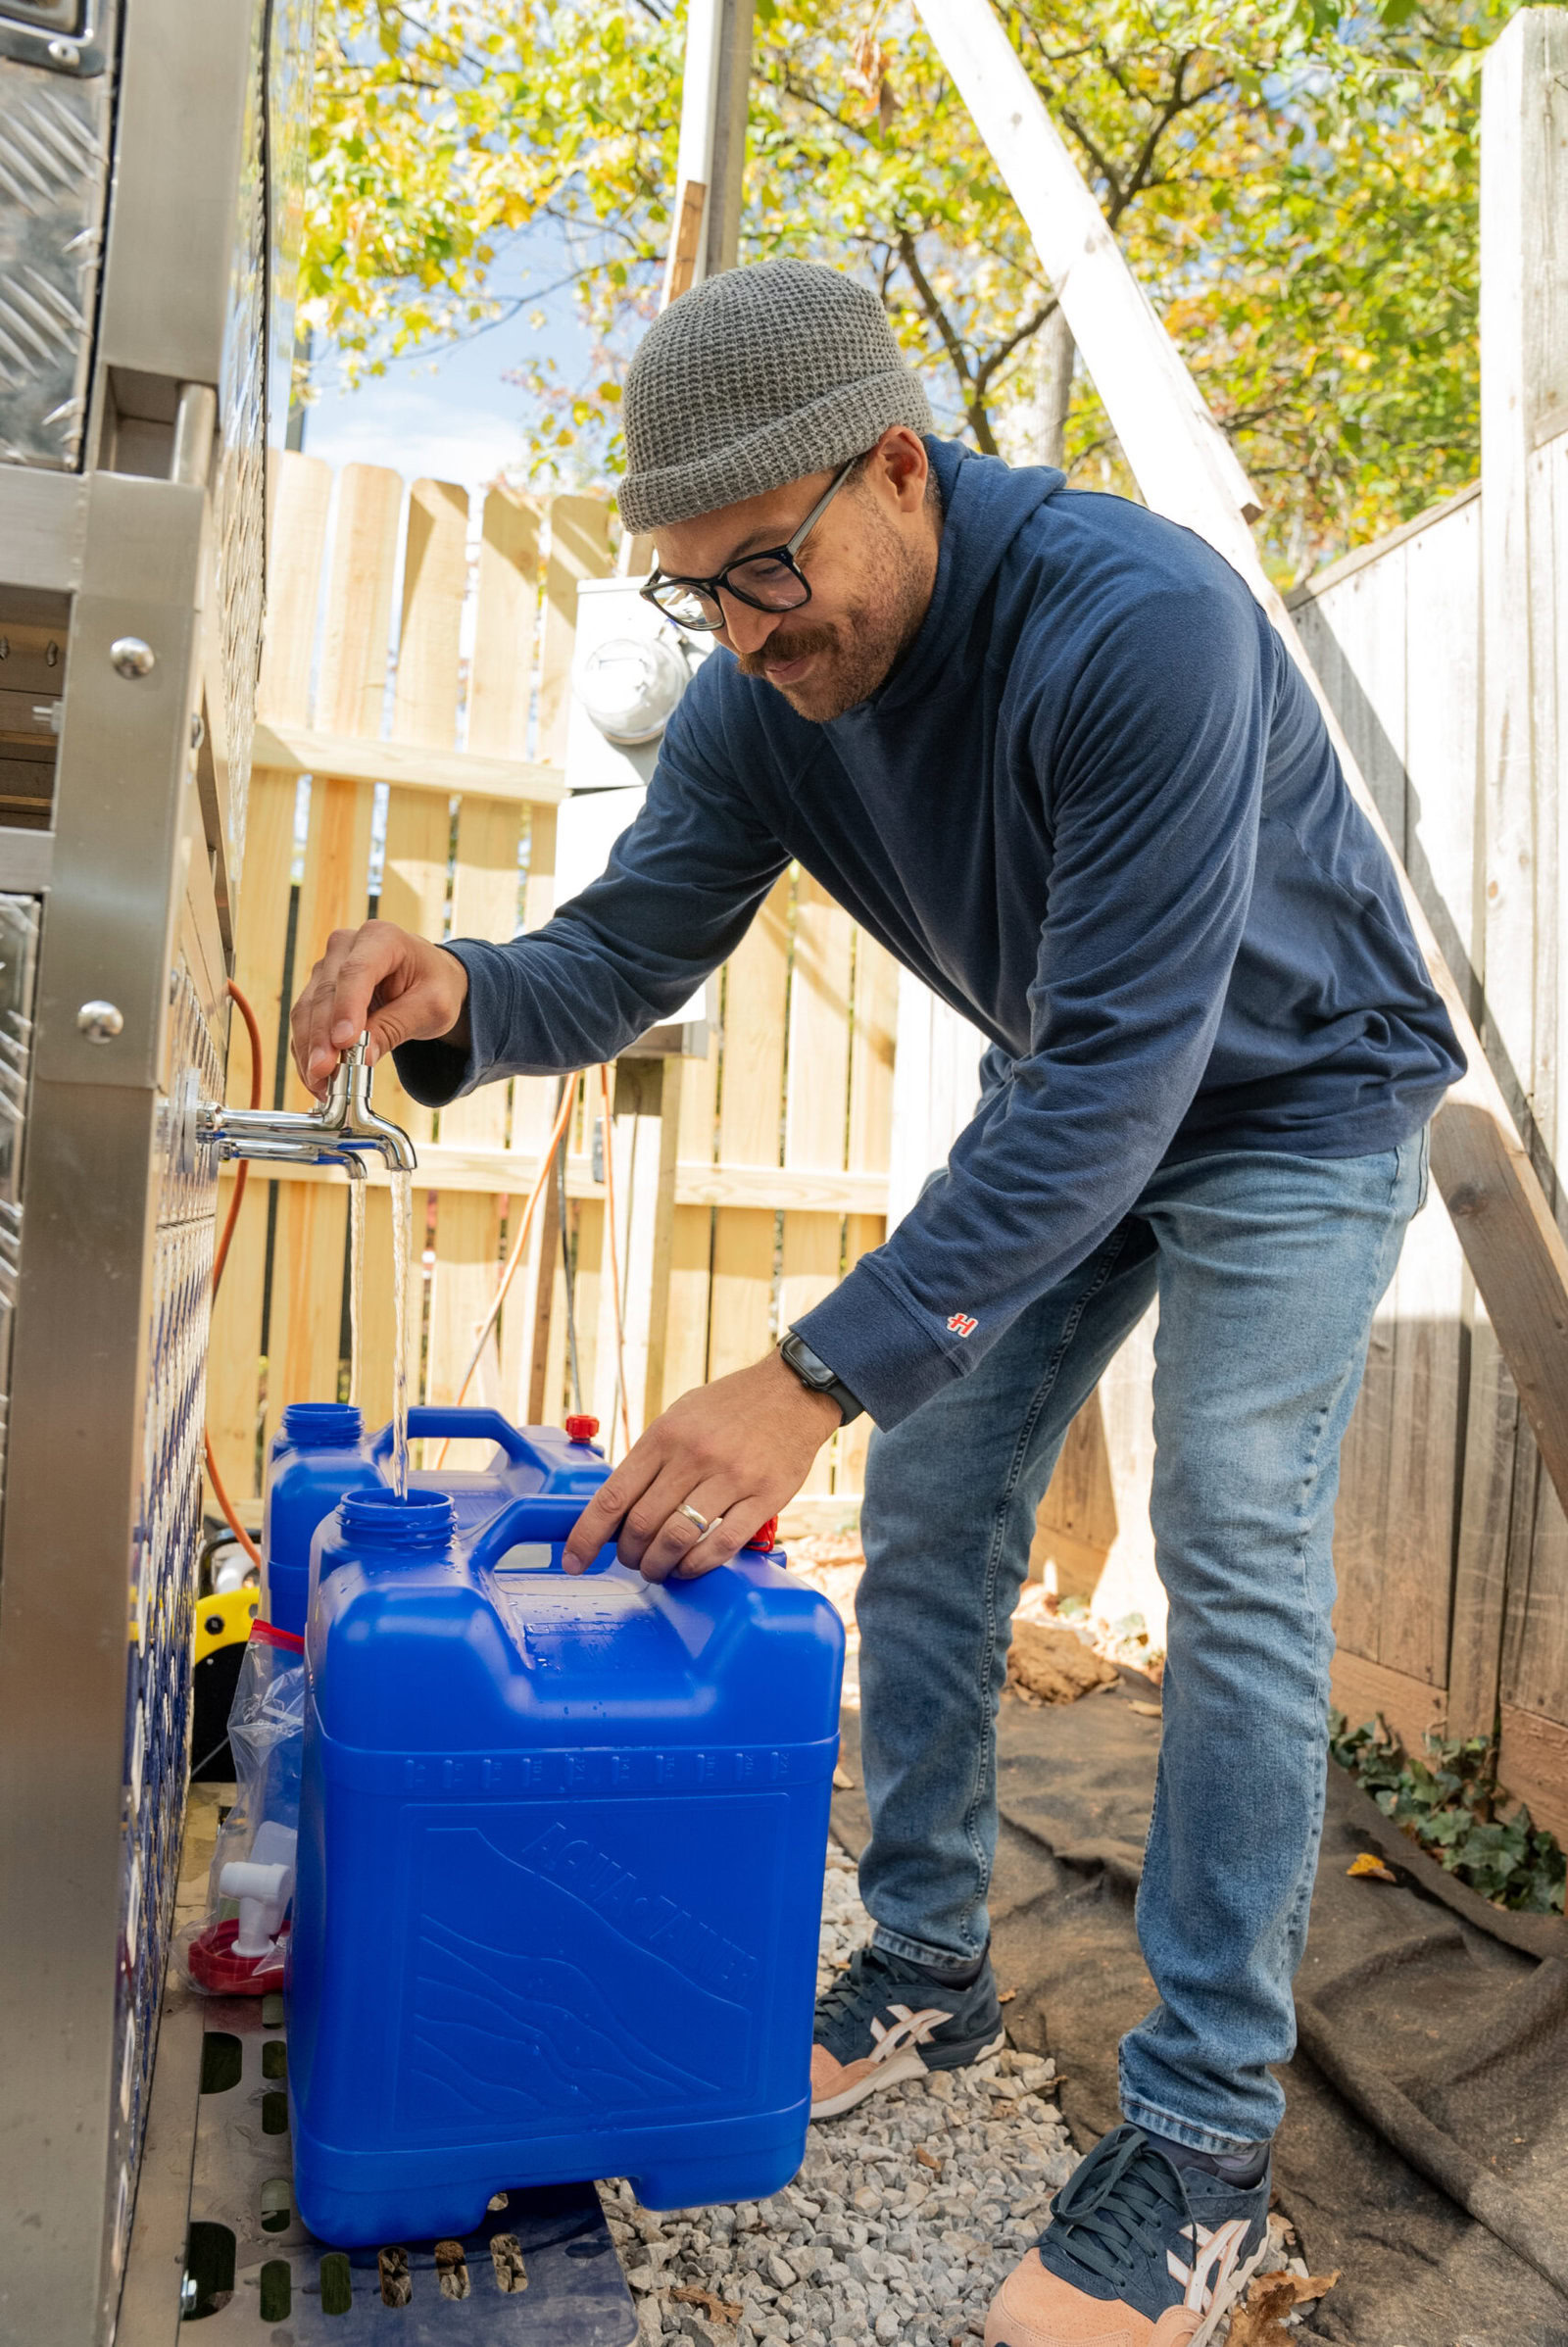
[207,453,896,1514]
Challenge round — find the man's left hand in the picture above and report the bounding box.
[563,1351,843,1580]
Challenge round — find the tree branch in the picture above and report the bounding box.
[896,230,1010,456]
[972,296,1059,398]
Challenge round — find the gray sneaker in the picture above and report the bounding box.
[810,1943,1004,2119]
[985,2124,1272,2347]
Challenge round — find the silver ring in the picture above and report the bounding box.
[676,1502,711,1537]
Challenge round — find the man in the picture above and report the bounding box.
[292,260,1462,2345]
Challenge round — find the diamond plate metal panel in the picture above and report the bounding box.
[213,0,269,891]
[0,42,111,467]
[267,0,314,454]
[106,958,223,2288]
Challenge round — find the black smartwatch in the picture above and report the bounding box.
[779,1330,864,1425]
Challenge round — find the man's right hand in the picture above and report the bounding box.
[289,919,470,1100]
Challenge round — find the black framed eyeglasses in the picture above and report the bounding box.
[639,459,858,633]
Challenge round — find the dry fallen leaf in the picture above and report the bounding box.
[1227,2268,1340,2346]
[670,2285,744,2323]
[1348,1852,1398,1882]
[915,2145,944,2176]
[998,1988,1017,2004]
[832,1764,855,1789]
[1128,1699,1163,1718]
[1007,1619,1119,1704]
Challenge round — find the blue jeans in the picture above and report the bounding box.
[857,1132,1429,2153]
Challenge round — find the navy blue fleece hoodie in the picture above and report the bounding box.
[397,439,1463,1429]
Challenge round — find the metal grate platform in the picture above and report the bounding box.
[179,1993,639,2344]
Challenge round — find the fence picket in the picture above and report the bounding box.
[782,872,855,1492]
[538,497,612,762]
[836,933,900,1493]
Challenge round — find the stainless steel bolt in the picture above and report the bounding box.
[46,38,77,67]
[110,637,156,680]
[190,710,206,752]
[77,1001,123,1043]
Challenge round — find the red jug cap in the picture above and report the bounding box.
[564,1414,600,1443]
[744,1516,779,1552]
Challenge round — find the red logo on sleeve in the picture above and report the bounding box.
[947,1312,978,1339]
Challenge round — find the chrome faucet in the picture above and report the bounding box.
[199,1038,416,1174]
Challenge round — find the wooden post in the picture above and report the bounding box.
[1448,9,1568,1745]
[661,0,754,306]
[913,0,1568,1528]
[1479,8,1568,1191]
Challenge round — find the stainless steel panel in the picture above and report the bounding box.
[0,824,53,886]
[0,477,212,2347]
[0,461,86,585]
[97,0,266,394]
[35,472,203,1094]
[0,890,39,1484]
[0,34,113,465]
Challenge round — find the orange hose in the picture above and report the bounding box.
[205,979,264,1569]
[598,1061,633,1458]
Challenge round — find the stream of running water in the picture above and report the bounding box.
[389,1168,413,1500]
[347,1176,365,1410]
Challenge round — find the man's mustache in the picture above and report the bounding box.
[736,624,837,679]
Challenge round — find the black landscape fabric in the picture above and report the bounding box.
[830,1683,1568,2347]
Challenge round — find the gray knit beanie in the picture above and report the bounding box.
[617,259,933,534]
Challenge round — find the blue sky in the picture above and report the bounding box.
[301,220,602,489]
[302,329,536,486]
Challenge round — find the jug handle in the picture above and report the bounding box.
[368,1407,543,1467]
[466,1493,618,1576]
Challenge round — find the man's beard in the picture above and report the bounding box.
[736,502,930,721]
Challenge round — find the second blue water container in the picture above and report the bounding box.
[264,1404,609,1636]
[288,1484,845,2247]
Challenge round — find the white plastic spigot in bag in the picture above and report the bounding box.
[220,1820,298,1958]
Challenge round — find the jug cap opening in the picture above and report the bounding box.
[340,1489,456,1550]
[281,1402,365,1448]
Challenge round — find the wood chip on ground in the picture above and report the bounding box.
[1007,1618,1120,1704]
[1227,2268,1339,2346]
[669,2284,744,2323]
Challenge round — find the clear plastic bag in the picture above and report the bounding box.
[176,1622,304,1994]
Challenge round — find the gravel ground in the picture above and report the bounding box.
[601,1845,1324,2347]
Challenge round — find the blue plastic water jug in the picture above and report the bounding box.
[264,1404,380,1638]
[263,1405,606,1637]
[287,1486,845,2247]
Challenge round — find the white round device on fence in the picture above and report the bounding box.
[575,634,689,745]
